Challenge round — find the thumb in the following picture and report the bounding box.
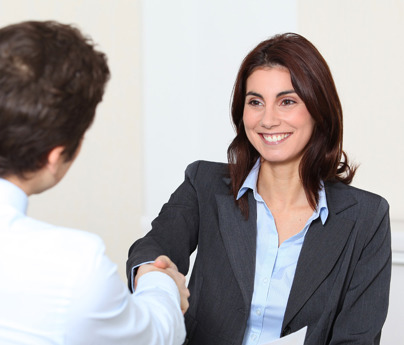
[153,255,177,270]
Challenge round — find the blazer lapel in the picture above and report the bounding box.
[216,189,257,309]
[282,182,357,328]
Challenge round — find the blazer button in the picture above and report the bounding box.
[282,326,291,336]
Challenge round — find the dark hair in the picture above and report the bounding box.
[227,33,356,217]
[0,20,110,177]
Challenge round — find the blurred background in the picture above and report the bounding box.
[1,1,403,343]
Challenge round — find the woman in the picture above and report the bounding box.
[127,33,391,345]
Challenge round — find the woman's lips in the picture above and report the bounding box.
[261,132,291,144]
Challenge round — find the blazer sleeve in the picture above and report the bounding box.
[329,197,391,344]
[126,161,201,291]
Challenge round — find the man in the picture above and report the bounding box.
[0,20,188,344]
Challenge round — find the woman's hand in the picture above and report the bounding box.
[135,255,190,314]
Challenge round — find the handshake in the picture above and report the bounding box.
[135,255,190,314]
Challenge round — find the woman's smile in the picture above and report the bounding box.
[260,132,292,144]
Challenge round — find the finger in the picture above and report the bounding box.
[181,297,190,314]
[180,286,190,314]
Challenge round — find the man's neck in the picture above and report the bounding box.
[5,171,50,196]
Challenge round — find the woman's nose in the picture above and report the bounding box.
[260,107,281,129]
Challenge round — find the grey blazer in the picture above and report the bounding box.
[127,161,391,345]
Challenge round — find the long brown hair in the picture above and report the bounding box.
[227,33,356,217]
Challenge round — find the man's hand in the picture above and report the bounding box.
[135,255,190,314]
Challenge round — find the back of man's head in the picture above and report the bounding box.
[0,21,110,178]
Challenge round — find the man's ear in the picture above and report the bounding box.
[46,146,66,175]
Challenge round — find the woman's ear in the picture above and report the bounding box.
[46,146,66,175]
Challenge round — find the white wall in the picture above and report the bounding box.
[0,0,143,279]
[298,0,404,228]
[141,0,297,228]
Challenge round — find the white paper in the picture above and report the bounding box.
[262,326,307,345]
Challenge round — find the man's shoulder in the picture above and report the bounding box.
[16,215,106,267]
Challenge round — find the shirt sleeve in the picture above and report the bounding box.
[65,249,186,345]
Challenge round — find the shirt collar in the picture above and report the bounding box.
[236,159,329,225]
[236,159,260,201]
[317,184,328,225]
[0,178,28,214]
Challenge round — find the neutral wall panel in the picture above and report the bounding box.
[141,0,298,229]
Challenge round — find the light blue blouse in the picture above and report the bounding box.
[238,160,328,345]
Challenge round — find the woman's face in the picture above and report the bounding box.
[243,66,314,167]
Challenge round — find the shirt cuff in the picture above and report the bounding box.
[131,261,155,291]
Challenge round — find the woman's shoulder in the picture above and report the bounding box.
[184,160,231,191]
[185,160,229,179]
[186,160,229,172]
[325,180,389,212]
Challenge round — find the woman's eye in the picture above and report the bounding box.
[248,99,262,106]
[281,99,296,106]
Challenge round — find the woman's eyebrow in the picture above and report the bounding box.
[246,89,296,98]
[245,91,262,98]
[277,89,296,97]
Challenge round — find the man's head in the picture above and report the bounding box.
[0,21,110,180]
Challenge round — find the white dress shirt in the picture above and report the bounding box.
[0,178,186,345]
[238,161,328,345]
